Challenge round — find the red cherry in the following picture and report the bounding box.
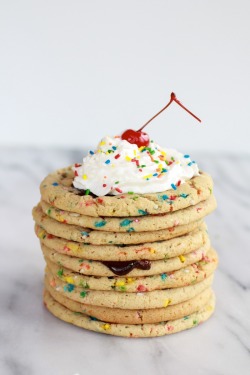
[121,92,201,147]
[121,129,150,147]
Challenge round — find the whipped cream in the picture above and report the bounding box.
[73,136,199,196]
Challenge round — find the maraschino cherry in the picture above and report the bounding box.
[121,92,201,147]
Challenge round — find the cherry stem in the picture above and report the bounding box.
[138,92,201,132]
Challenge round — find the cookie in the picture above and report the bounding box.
[41,241,210,277]
[43,288,215,337]
[45,247,218,292]
[45,268,213,309]
[40,167,213,217]
[40,195,216,232]
[35,223,208,261]
[33,205,204,245]
[45,279,213,324]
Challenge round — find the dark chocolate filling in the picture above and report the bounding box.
[101,260,151,276]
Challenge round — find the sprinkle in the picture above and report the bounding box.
[103,184,107,187]
[63,284,75,292]
[74,170,78,176]
[177,180,181,186]
[115,188,122,193]
[169,195,177,200]
[183,316,189,320]
[193,319,198,325]
[161,194,169,201]
[179,255,186,263]
[163,299,170,307]
[38,229,46,239]
[120,219,133,227]
[161,273,167,281]
[64,276,74,284]
[115,154,121,159]
[89,150,94,155]
[105,159,111,164]
[127,228,135,232]
[94,220,107,228]
[128,191,134,194]
[115,280,125,287]
[102,323,111,330]
[115,181,119,184]
[99,141,106,146]
[187,162,192,166]
[171,183,177,190]
[184,154,190,158]
[83,174,88,180]
[180,193,189,198]
[80,291,88,298]
[74,163,81,167]
[137,285,148,292]
[89,316,98,321]
[125,156,131,161]
[85,189,90,195]
[112,146,117,150]
[143,174,153,179]
[81,231,89,237]
[126,277,135,284]
[67,243,79,252]
[52,182,59,186]
[138,209,147,215]
[57,269,64,277]
[153,173,158,177]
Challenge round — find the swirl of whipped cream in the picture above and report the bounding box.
[73,136,199,196]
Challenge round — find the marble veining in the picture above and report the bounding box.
[0,147,250,375]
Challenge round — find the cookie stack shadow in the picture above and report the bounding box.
[32,167,218,337]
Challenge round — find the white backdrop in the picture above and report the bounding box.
[1,0,250,153]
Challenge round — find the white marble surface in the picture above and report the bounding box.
[1,147,250,375]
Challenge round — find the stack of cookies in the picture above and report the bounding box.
[32,166,218,337]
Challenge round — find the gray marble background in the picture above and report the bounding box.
[0,148,250,375]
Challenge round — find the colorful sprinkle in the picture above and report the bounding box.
[81,231,89,237]
[115,187,123,193]
[160,194,169,201]
[120,219,133,227]
[138,209,148,215]
[80,291,88,298]
[94,220,107,228]
[63,284,75,292]
[127,228,135,232]
[161,273,167,281]
[64,276,74,284]
[105,159,111,164]
[57,269,64,277]
[171,183,177,190]
[163,299,170,307]
[179,255,186,263]
[52,182,59,186]
[101,323,111,330]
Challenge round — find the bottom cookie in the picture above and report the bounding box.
[43,289,215,338]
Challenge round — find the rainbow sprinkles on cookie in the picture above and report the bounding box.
[33,92,218,337]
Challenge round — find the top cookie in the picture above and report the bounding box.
[40,166,213,217]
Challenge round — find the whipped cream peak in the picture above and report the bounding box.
[73,136,199,196]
